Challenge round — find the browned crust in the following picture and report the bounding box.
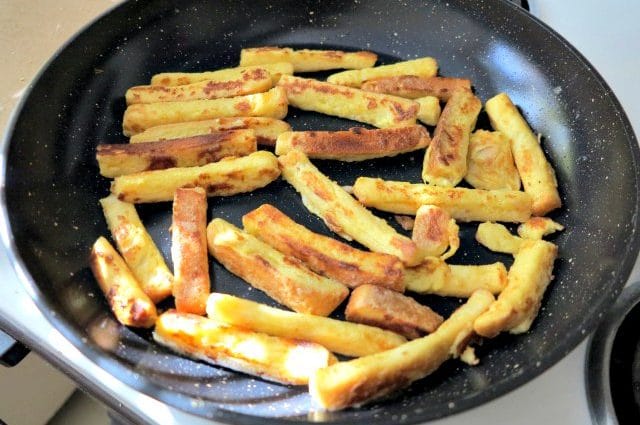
[89,238,157,328]
[281,125,430,158]
[277,76,418,125]
[362,76,471,101]
[171,188,209,315]
[244,47,377,62]
[212,245,348,317]
[97,130,255,171]
[424,89,481,185]
[345,284,443,339]
[208,220,349,316]
[127,68,271,104]
[242,204,404,291]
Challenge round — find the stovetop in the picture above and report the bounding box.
[1,1,639,424]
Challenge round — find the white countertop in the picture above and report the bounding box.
[1,1,638,424]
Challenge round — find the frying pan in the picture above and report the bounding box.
[1,0,638,423]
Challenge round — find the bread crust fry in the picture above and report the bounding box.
[517,217,564,240]
[326,57,438,88]
[110,150,280,203]
[415,96,441,126]
[474,239,558,337]
[171,187,210,315]
[277,75,418,128]
[99,195,173,303]
[476,222,525,255]
[422,89,482,187]
[362,75,471,101]
[127,67,273,104]
[89,236,158,328]
[97,130,257,177]
[150,63,293,86]
[485,93,561,216]
[279,150,421,266]
[353,177,532,223]
[403,257,507,297]
[275,125,430,161]
[129,117,291,146]
[308,290,494,411]
[206,293,407,357]
[345,284,443,339]
[242,204,404,291]
[154,310,336,386]
[239,47,377,72]
[207,218,349,316]
[123,87,288,136]
[465,130,521,191]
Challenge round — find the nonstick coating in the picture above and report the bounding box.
[2,0,639,423]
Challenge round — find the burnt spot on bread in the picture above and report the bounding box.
[196,145,224,163]
[205,183,234,194]
[253,254,276,272]
[322,50,345,59]
[234,100,252,113]
[203,79,244,95]
[242,68,269,81]
[280,77,355,98]
[130,300,153,325]
[147,156,177,170]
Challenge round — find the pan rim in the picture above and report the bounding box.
[1,0,639,423]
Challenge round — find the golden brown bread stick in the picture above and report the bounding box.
[89,236,157,328]
[412,204,459,259]
[97,130,257,177]
[403,257,508,297]
[110,150,281,203]
[309,290,494,410]
[422,88,482,187]
[517,217,564,240]
[415,96,442,126]
[129,117,291,146]
[99,195,173,303]
[275,125,430,161]
[476,222,524,255]
[206,293,407,357]
[150,63,293,86]
[242,204,404,291]
[464,130,521,191]
[362,75,471,101]
[474,239,558,337]
[154,310,336,385]
[485,93,561,216]
[352,177,533,222]
[171,187,210,315]
[345,284,443,339]
[239,47,377,72]
[207,218,349,316]
[126,67,273,104]
[326,57,438,88]
[122,87,288,136]
[277,75,418,128]
[279,150,422,266]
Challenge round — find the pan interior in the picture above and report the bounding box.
[3,0,639,423]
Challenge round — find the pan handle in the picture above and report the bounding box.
[0,328,30,367]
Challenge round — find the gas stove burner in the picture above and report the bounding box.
[587,282,640,425]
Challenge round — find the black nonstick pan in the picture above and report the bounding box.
[1,0,639,423]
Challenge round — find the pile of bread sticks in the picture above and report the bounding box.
[90,46,564,411]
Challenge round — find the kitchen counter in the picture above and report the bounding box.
[1,1,638,424]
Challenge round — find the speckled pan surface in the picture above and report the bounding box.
[2,0,639,423]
